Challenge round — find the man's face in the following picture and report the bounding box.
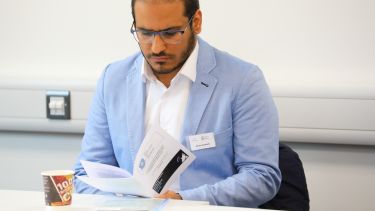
[134,0,200,74]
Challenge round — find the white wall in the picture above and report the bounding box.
[287,142,375,211]
[0,132,82,191]
[1,0,375,87]
[1,0,375,211]
[202,0,375,88]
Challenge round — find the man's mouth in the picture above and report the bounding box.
[150,56,169,63]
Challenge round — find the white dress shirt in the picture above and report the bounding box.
[141,42,199,191]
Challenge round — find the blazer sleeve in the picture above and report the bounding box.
[179,67,281,207]
[73,67,118,195]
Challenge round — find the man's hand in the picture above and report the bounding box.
[157,190,182,200]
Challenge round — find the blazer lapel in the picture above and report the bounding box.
[126,57,146,162]
[181,38,217,141]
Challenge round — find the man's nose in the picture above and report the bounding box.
[151,34,167,54]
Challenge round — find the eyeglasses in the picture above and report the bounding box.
[130,16,193,45]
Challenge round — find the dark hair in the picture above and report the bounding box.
[131,0,200,23]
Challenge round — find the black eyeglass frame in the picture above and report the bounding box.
[130,16,194,44]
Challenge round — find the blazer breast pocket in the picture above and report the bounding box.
[213,127,233,148]
[188,127,235,176]
[187,127,233,153]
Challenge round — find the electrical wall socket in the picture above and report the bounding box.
[46,90,70,120]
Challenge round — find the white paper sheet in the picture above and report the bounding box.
[81,160,132,178]
[76,176,153,197]
[77,126,195,197]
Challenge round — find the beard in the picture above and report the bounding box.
[142,33,196,75]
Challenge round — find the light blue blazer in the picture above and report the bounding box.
[74,38,281,208]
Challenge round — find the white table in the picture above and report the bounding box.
[0,190,278,211]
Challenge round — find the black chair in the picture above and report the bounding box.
[259,143,310,211]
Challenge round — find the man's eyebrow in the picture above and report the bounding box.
[136,25,183,32]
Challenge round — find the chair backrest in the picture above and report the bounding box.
[259,143,310,211]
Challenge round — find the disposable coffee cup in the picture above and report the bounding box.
[41,170,74,206]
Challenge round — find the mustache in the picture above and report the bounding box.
[147,52,173,59]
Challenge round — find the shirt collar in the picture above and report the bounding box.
[141,41,199,83]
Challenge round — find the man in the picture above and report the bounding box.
[74,0,281,208]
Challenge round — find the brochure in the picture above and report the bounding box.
[77,126,196,197]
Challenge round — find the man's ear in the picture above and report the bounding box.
[192,9,202,34]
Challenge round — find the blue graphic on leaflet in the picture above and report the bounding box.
[139,158,146,170]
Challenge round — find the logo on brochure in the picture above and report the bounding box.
[177,152,188,163]
[139,158,146,170]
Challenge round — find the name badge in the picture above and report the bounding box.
[188,133,216,151]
